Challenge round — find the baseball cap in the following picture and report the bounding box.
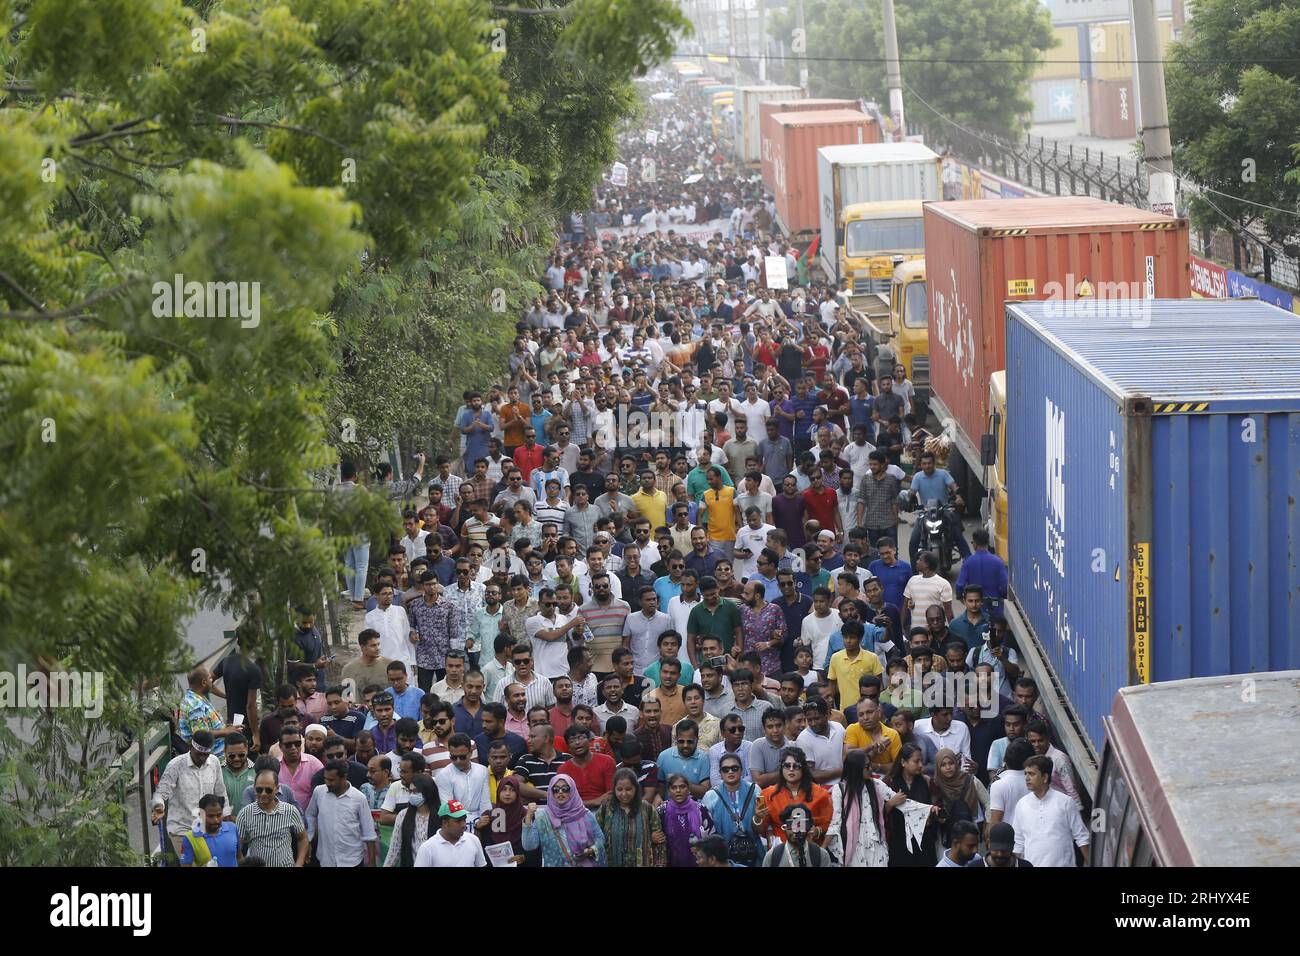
[439,799,468,819]
[987,822,1015,852]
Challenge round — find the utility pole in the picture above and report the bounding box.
[1132,0,1176,216]
[882,0,905,141]
[795,0,808,93]
[758,0,767,82]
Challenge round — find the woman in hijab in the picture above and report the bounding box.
[657,773,714,867]
[885,742,943,866]
[934,747,988,846]
[522,773,607,867]
[480,774,535,867]
[596,767,666,867]
[384,775,440,868]
[828,750,907,867]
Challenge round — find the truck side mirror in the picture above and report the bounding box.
[980,433,997,467]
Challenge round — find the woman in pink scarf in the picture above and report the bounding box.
[522,773,606,867]
[828,751,907,867]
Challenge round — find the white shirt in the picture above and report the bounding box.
[414,828,488,867]
[401,530,430,566]
[800,610,842,670]
[903,574,954,623]
[430,678,465,705]
[152,753,225,837]
[622,609,674,673]
[526,610,575,679]
[733,522,774,580]
[364,604,414,668]
[305,783,376,867]
[433,761,493,820]
[666,595,703,661]
[913,717,973,763]
[988,769,1029,829]
[1013,788,1089,867]
[544,559,587,579]
[796,721,847,781]
[577,571,623,603]
[842,441,875,485]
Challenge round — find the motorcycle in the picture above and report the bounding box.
[913,494,961,576]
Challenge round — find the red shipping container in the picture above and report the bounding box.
[1089,78,1137,139]
[924,197,1191,449]
[765,110,879,235]
[759,99,857,184]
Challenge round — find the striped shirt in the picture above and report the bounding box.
[513,750,572,793]
[579,598,631,672]
[236,800,305,867]
[534,497,569,529]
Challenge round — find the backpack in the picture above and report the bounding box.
[713,785,758,866]
[769,842,826,868]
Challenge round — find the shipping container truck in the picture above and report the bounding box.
[759,98,857,186]
[1092,670,1300,867]
[995,299,1300,793]
[734,85,804,165]
[764,110,877,236]
[816,142,942,294]
[924,197,1190,519]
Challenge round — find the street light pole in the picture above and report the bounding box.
[882,0,906,141]
[1132,0,1176,215]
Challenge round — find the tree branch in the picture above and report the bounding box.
[69,121,158,148]
[211,114,349,151]
[66,154,156,192]
[0,269,47,313]
[0,277,147,321]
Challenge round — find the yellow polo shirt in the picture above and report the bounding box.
[826,648,883,710]
[844,722,901,769]
[703,485,737,542]
[629,489,669,528]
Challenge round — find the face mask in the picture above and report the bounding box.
[408,793,425,808]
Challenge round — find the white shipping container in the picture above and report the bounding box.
[736,85,804,164]
[816,143,943,280]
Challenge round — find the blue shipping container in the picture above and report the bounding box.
[1005,298,1300,751]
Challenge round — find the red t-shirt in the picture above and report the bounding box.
[753,342,778,369]
[512,444,546,483]
[803,486,840,531]
[559,752,617,802]
[803,344,831,381]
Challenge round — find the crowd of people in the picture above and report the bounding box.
[157,68,1092,870]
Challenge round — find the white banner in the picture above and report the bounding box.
[764,255,789,289]
[609,162,628,186]
[646,129,659,145]
[596,218,731,244]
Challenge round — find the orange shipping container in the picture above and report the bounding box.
[765,110,879,235]
[759,99,857,184]
[924,197,1191,449]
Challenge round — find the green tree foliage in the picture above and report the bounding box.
[0,2,685,865]
[768,0,1054,138]
[1167,0,1300,246]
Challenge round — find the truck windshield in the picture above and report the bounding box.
[904,280,928,328]
[846,217,924,258]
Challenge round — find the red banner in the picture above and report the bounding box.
[1189,254,1228,298]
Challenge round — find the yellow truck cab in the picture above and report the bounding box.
[839,199,925,297]
[888,258,928,405]
[983,370,1009,558]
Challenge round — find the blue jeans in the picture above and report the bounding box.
[344,540,370,601]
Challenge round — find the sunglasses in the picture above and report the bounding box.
[721,765,742,773]
[281,741,301,748]
[551,786,572,794]
[254,786,277,794]
[724,725,743,733]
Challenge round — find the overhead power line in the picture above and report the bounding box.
[671,49,1300,68]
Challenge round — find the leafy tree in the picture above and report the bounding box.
[1167,0,1300,249]
[2,0,687,865]
[767,0,1054,138]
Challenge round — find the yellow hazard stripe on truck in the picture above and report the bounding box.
[1151,402,1210,413]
